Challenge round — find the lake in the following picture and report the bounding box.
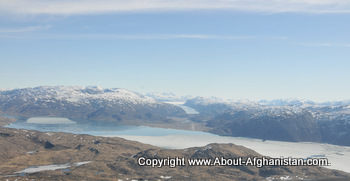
[5,117,210,136]
[5,116,350,173]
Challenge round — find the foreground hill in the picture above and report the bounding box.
[0,86,186,123]
[0,127,349,180]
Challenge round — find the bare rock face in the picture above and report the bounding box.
[0,86,186,123]
[0,127,349,180]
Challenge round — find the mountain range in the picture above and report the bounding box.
[0,86,186,124]
[184,97,350,146]
[1,86,350,146]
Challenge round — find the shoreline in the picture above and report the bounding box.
[2,116,350,174]
[0,116,17,127]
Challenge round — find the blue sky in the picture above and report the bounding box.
[0,0,350,102]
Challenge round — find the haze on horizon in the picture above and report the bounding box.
[0,0,349,102]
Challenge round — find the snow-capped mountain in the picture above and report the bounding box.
[145,92,194,102]
[258,98,316,107]
[1,86,155,104]
[0,86,186,122]
[258,98,350,107]
[252,99,350,145]
[185,97,260,113]
[320,100,350,106]
[1,86,350,146]
[184,97,306,117]
[184,97,350,145]
[185,97,350,123]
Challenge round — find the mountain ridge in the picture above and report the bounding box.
[184,97,350,145]
[0,86,186,123]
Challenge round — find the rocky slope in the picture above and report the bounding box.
[0,86,186,123]
[258,99,350,145]
[207,107,321,142]
[0,127,349,181]
[303,104,350,146]
[185,97,350,145]
[0,116,16,127]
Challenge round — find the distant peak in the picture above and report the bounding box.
[85,85,103,90]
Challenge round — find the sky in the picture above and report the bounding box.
[0,0,350,102]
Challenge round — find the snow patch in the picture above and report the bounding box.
[165,102,199,114]
[14,161,92,174]
[27,117,76,125]
[280,175,292,180]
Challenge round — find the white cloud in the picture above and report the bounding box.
[0,0,349,15]
[47,34,215,40]
[298,42,350,47]
[299,42,332,47]
[0,25,51,33]
[0,31,288,41]
[0,33,255,40]
[95,34,254,40]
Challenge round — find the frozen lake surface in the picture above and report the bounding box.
[6,117,209,136]
[26,117,77,124]
[15,161,91,174]
[166,102,199,114]
[112,135,350,173]
[5,117,350,173]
